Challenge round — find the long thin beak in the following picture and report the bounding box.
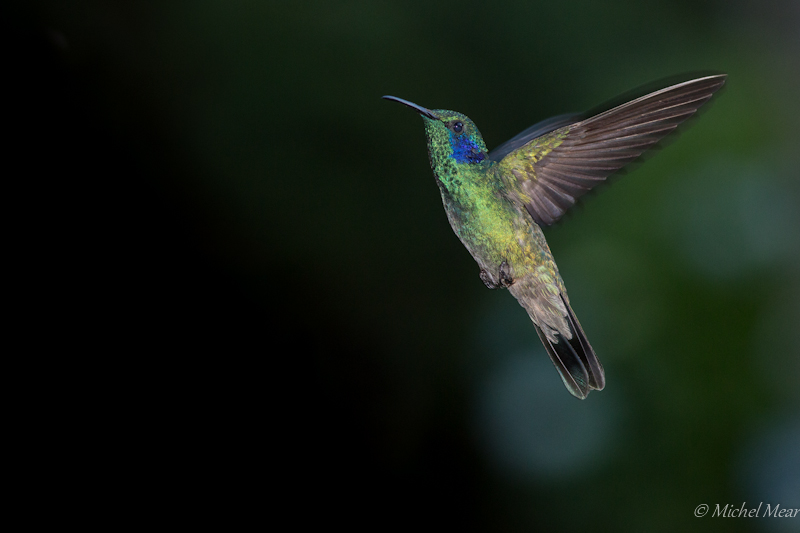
[382,95,440,120]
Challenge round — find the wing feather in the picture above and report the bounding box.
[493,74,726,225]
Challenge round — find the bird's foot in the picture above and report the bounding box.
[480,269,498,289]
[480,261,515,289]
[499,261,514,287]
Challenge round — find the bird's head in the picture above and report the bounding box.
[383,96,488,185]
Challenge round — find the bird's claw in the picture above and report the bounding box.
[480,261,514,289]
[480,269,497,289]
[499,261,514,287]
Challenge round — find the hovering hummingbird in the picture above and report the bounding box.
[384,74,726,399]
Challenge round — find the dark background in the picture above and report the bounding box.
[15,1,799,530]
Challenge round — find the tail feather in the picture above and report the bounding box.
[533,323,592,398]
[526,293,605,399]
[563,295,605,391]
[508,270,605,399]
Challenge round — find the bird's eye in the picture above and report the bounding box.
[451,121,464,133]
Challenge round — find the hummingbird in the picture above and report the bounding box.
[384,74,726,399]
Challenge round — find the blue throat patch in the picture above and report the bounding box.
[449,132,485,164]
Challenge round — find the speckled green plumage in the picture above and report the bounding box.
[423,110,571,343]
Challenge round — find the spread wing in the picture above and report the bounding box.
[491,74,726,226]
